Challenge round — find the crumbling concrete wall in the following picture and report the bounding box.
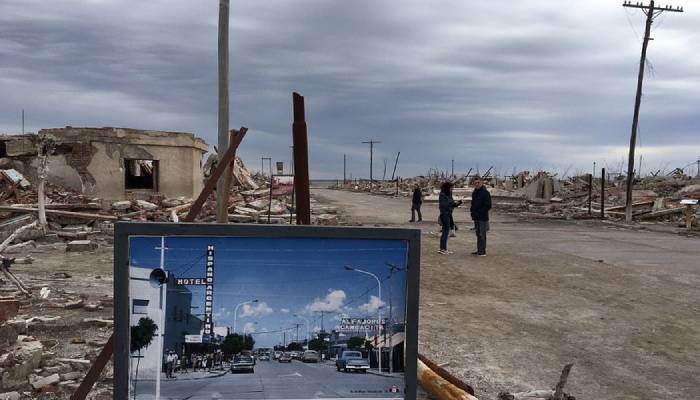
[2,128,208,201]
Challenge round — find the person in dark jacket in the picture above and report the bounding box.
[470,176,492,256]
[438,181,461,254]
[410,186,423,222]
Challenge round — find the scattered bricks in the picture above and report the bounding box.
[0,338,43,391]
[135,200,158,210]
[59,371,82,381]
[30,373,59,391]
[66,240,98,252]
[41,366,62,375]
[0,392,20,400]
[0,300,20,323]
[82,318,113,327]
[82,304,99,312]
[70,338,86,344]
[0,324,18,350]
[111,201,131,211]
[63,300,84,310]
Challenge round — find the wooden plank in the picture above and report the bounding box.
[0,206,116,221]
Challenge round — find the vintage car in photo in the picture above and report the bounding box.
[230,354,255,373]
[278,352,293,363]
[302,350,320,363]
[335,351,370,372]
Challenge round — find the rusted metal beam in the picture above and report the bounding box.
[292,92,311,225]
[70,334,113,400]
[418,353,475,395]
[184,127,247,222]
[418,357,479,400]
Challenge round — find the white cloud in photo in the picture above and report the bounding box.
[280,308,290,314]
[306,289,346,313]
[358,296,385,314]
[243,322,257,334]
[240,302,273,318]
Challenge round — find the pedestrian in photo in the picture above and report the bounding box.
[470,176,492,256]
[165,350,176,379]
[438,181,461,255]
[410,185,423,222]
[191,353,197,372]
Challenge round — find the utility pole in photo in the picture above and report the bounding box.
[362,140,380,191]
[21,109,25,134]
[451,159,454,178]
[391,152,400,181]
[622,0,683,223]
[696,157,700,177]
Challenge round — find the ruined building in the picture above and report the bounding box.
[0,127,208,200]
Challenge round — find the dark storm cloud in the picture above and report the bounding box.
[1,0,698,178]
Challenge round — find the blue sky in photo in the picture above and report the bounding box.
[129,236,408,347]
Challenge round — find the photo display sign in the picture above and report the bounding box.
[114,223,420,400]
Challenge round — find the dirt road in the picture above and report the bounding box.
[314,189,700,400]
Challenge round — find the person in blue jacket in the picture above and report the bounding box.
[470,176,492,256]
[438,181,462,254]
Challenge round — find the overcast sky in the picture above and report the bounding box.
[1,0,698,178]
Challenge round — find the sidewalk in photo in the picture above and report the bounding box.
[366,369,401,378]
[155,369,227,381]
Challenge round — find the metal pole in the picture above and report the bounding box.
[292,93,311,225]
[343,154,346,185]
[216,0,231,224]
[601,168,606,220]
[391,152,400,181]
[155,237,167,400]
[21,109,24,134]
[267,175,274,224]
[588,174,592,216]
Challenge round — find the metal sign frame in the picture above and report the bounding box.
[114,222,420,400]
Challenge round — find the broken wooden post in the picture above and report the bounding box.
[184,128,247,222]
[686,204,694,230]
[601,168,606,220]
[587,173,592,216]
[552,363,574,400]
[292,92,311,225]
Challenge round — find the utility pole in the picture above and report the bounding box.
[385,262,403,375]
[451,159,454,178]
[21,109,24,134]
[343,154,347,185]
[216,0,231,223]
[622,0,683,223]
[391,152,400,181]
[362,140,380,191]
[696,157,700,177]
[382,158,387,182]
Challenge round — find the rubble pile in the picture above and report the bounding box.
[335,171,700,228]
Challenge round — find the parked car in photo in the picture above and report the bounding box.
[231,354,255,373]
[273,351,282,360]
[292,351,302,360]
[335,351,369,373]
[259,353,270,361]
[278,352,292,363]
[302,350,320,363]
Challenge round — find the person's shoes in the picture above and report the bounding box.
[409,220,415,222]
[446,250,454,254]
[418,219,422,222]
[471,251,479,255]
[477,253,486,257]
[438,249,448,255]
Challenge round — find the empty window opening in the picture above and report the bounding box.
[0,141,6,158]
[132,299,149,315]
[125,159,158,190]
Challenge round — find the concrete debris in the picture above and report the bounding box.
[66,240,98,252]
[335,171,700,229]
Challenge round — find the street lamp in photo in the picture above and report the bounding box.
[233,299,258,334]
[344,265,382,373]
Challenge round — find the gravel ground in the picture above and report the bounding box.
[313,189,700,400]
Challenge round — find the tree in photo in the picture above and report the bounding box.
[308,338,325,352]
[131,317,157,400]
[222,333,256,356]
[346,336,365,350]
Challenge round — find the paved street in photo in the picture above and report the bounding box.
[135,360,404,399]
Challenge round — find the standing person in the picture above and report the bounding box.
[165,351,176,379]
[438,182,461,254]
[470,176,492,256]
[191,353,197,372]
[410,186,423,222]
